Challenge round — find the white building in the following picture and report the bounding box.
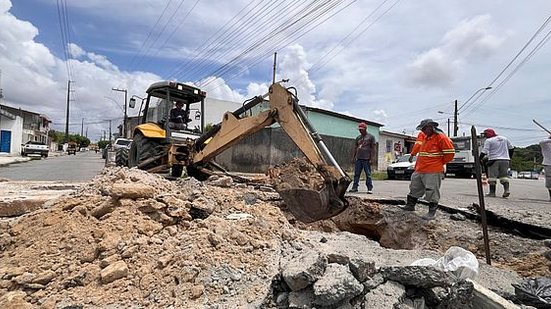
[0,108,23,155]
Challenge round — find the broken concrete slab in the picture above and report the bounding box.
[380,266,456,288]
[363,281,406,308]
[282,251,327,291]
[312,263,363,306]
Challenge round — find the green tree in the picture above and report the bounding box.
[511,144,542,171]
[98,140,110,149]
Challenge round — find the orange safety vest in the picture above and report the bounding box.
[411,131,455,173]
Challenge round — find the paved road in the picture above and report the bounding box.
[0,151,105,181]
[348,177,551,229]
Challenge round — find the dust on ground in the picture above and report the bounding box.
[0,168,299,308]
[268,157,550,278]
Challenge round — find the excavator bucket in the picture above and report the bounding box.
[278,181,348,223]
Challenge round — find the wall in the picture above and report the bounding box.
[0,116,23,155]
[306,111,381,141]
[215,127,357,174]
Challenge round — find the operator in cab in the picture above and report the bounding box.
[169,101,191,130]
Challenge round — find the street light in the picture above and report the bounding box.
[112,87,128,138]
[437,111,452,136]
[452,86,492,137]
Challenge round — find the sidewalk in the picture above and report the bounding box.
[0,151,65,167]
[0,155,31,166]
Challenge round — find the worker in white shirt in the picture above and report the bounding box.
[479,128,514,198]
[540,135,551,201]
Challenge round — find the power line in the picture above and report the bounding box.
[459,14,551,115]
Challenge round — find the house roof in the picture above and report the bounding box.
[381,130,416,140]
[301,105,384,127]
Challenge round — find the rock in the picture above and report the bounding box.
[100,261,129,284]
[243,192,258,205]
[363,281,406,308]
[209,176,233,187]
[190,284,204,299]
[312,263,363,306]
[543,250,551,261]
[0,291,33,309]
[380,266,455,288]
[282,251,327,291]
[450,213,466,221]
[543,239,551,249]
[181,266,201,282]
[207,233,223,248]
[349,258,376,282]
[13,272,35,285]
[90,201,115,219]
[32,270,56,285]
[100,255,120,268]
[362,273,385,291]
[78,244,98,263]
[423,286,450,306]
[157,255,174,269]
[275,292,289,307]
[288,287,315,308]
[327,253,349,265]
[0,199,44,217]
[437,280,474,308]
[259,186,275,192]
[110,183,156,199]
[98,233,122,253]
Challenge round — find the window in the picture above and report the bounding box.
[386,140,392,152]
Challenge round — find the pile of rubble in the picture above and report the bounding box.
[0,163,544,308]
[264,249,476,308]
[0,168,297,308]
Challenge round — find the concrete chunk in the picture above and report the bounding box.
[364,281,406,308]
[282,251,327,291]
[313,263,363,306]
[381,266,455,288]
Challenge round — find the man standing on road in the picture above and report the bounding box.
[349,122,376,194]
[540,135,551,201]
[400,119,455,220]
[479,128,514,198]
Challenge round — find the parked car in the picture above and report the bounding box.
[387,154,416,180]
[518,171,539,179]
[21,141,49,158]
[113,138,132,150]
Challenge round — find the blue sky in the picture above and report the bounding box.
[1,0,551,145]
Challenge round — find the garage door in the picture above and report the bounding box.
[0,130,11,153]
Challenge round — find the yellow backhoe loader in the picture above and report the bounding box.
[128,81,350,223]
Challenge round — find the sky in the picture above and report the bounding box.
[0,0,550,145]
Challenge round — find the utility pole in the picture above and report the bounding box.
[111,88,128,138]
[81,118,84,136]
[272,52,277,84]
[453,99,458,137]
[103,130,106,141]
[85,127,88,138]
[65,80,71,143]
[447,119,450,136]
[109,120,112,145]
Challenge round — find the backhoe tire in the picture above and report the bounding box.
[128,132,165,170]
[115,147,129,167]
[171,165,184,178]
[186,164,212,181]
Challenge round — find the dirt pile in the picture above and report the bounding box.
[267,157,325,192]
[0,168,300,308]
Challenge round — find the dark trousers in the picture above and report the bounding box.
[352,159,373,190]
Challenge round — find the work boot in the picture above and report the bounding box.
[400,195,417,211]
[422,203,439,220]
[502,182,510,198]
[348,188,358,193]
[486,184,496,197]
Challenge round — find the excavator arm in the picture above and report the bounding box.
[190,83,351,223]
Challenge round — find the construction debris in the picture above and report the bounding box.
[0,164,548,308]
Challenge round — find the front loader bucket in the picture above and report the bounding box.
[278,183,348,223]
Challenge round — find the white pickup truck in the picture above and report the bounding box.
[21,141,49,158]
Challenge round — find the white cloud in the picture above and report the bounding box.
[68,43,85,58]
[406,15,505,88]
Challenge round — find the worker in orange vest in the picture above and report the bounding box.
[400,119,455,220]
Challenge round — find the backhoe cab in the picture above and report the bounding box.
[128,81,206,177]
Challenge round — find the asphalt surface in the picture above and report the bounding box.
[347,176,551,231]
[0,151,105,182]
